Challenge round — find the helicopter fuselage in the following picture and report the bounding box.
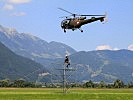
[61,16,105,32]
[58,8,107,32]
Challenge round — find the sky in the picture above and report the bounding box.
[0,0,133,51]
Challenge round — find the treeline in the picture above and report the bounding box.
[72,80,133,88]
[0,79,42,88]
[55,79,133,88]
[1,79,133,88]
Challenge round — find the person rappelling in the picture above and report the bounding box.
[64,54,70,68]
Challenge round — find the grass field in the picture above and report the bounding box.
[0,88,133,100]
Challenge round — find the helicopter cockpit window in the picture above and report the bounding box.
[61,20,70,26]
[65,20,70,24]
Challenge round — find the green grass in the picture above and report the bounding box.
[0,88,133,100]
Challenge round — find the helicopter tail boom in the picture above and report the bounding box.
[81,17,105,25]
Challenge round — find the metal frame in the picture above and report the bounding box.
[57,65,76,94]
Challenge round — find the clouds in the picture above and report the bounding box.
[96,45,120,51]
[11,12,26,16]
[96,45,113,50]
[3,4,14,10]
[128,44,133,51]
[8,0,31,4]
[1,0,32,16]
[96,44,133,51]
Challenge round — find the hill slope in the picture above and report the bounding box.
[0,41,47,81]
[0,25,76,61]
[50,50,133,83]
[1,25,133,83]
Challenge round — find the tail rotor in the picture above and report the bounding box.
[104,12,108,23]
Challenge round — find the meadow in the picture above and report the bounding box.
[0,88,133,100]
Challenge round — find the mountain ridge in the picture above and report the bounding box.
[1,25,133,83]
[0,25,76,62]
[49,49,133,83]
[0,41,47,81]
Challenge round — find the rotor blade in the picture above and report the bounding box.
[80,15,105,16]
[59,16,67,18]
[58,8,74,15]
[59,15,72,18]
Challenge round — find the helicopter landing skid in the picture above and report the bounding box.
[64,29,66,33]
[78,28,83,32]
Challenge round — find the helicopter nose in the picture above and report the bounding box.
[61,25,64,28]
[61,23,64,28]
[61,24,65,29]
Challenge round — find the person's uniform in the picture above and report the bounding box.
[64,55,70,68]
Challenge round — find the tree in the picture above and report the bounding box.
[13,78,26,87]
[0,79,10,87]
[114,79,124,88]
[106,83,114,88]
[83,80,94,88]
[127,81,133,88]
[98,81,106,88]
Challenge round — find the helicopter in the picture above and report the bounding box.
[59,8,108,33]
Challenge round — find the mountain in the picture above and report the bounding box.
[1,25,133,83]
[50,50,133,83]
[0,25,76,63]
[0,41,47,81]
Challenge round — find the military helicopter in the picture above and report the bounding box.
[59,8,107,33]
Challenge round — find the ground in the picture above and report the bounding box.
[0,88,133,100]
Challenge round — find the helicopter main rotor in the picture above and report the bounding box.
[58,8,105,18]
